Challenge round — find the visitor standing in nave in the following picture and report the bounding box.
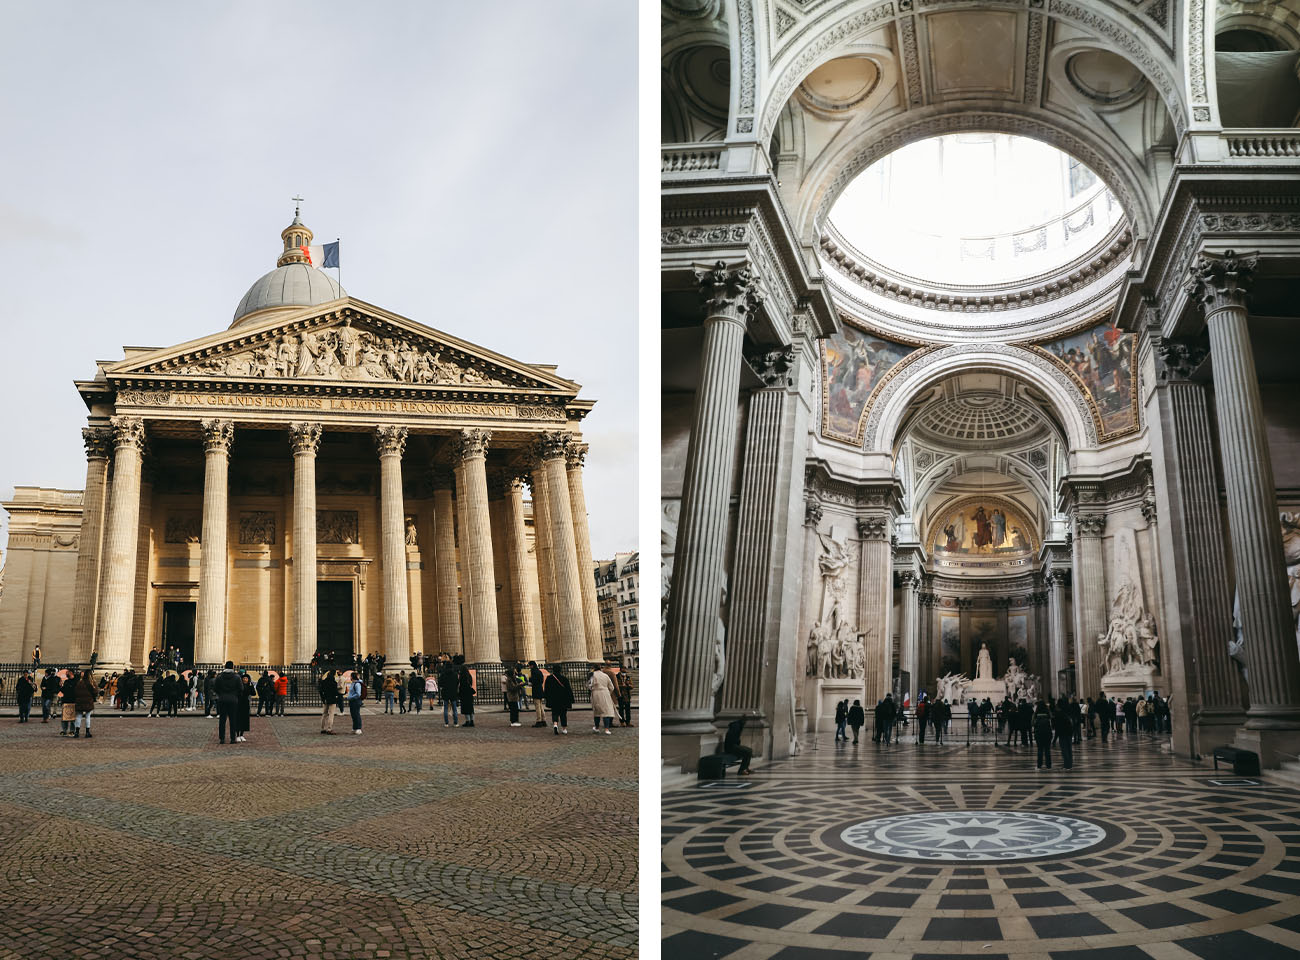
[932,698,950,745]
[847,699,865,744]
[878,694,898,744]
[836,700,849,741]
[1053,700,1074,769]
[1034,701,1054,769]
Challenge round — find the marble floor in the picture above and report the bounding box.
[663,729,1300,959]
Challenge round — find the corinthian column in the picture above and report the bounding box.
[195,419,235,665]
[96,417,147,667]
[1046,572,1071,696]
[535,432,586,662]
[1190,252,1300,748]
[898,571,920,699]
[565,442,603,661]
[430,468,463,656]
[1148,328,1246,753]
[504,477,542,662]
[857,514,894,703]
[1072,513,1107,695]
[68,426,113,662]
[375,426,411,665]
[528,466,560,657]
[793,499,822,731]
[453,429,500,664]
[289,422,322,664]
[663,262,760,738]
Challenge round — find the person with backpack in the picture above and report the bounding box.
[439,659,460,727]
[345,671,364,735]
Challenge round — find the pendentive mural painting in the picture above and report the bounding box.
[1035,320,1138,440]
[820,323,915,444]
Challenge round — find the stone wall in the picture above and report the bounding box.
[0,488,83,661]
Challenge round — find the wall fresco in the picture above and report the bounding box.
[1040,321,1137,439]
[821,325,915,443]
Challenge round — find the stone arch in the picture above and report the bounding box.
[792,104,1158,247]
[867,343,1097,454]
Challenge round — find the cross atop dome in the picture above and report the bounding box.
[278,196,314,267]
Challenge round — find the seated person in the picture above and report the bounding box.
[724,717,753,775]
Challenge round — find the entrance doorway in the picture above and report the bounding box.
[161,601,196,666]
[317,580,354,661]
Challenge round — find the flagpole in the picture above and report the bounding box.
[335,238,342,294]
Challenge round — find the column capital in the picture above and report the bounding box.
[452,428,491,462]
[564,441,589,468]
[82,426,114,461]
[1154,337,1209,382]
[506,475,528,496]
[373,424,409,458]
[695,259,763,324]
[1075,513,1107,538]
[804,499,823,527]
[856,515,889,540]
[109,416,147,453]
[532,430,570,463]
[288,421,323,455]
[898,570,919,590]
[201,419,236,455]
[743,344,796,387]
[1188,249,1257,315]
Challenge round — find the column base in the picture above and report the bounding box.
[1185,714,1247,761]
[663,732,723,773]
[1234,726,1300,769]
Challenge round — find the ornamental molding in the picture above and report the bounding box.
[1024,11,1045,105]
[1075,513,1107,537]
[861,342,1098,451]
[857,515,890,540]
[374,425,409,459]
[736,0,757,132]
[899,15,923,107]
[200,419,235,455]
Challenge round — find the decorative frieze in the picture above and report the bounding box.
[316,510,359,544]
[238,512,276,545]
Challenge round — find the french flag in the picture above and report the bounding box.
[300,240,340,269]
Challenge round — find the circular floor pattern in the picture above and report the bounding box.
[839,810,1107,861]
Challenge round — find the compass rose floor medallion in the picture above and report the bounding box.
[839,810,1108,862]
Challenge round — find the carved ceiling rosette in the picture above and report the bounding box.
[1187,249,1257,314]
[373,425,409,459]
[695,260,764,324]
[288,422,323,455]
[453,428,491,462]
[109,416,147,454]
[82,426,114,461]
[201,419,236,455]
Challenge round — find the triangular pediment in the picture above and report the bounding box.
[105,298,580,395]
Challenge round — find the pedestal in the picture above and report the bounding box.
[808,678,866,734]
[965,678,1005,705]
[1099,667,1155,702]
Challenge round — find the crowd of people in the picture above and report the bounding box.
[9,653,635,744]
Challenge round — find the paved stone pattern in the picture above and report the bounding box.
[0,707,637,959]
[664,733,1300,958]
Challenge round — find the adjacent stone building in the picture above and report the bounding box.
[597,551,641,669]
[0,208,604,672]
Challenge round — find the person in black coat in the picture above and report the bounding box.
[213,662,242,745]
[15,672,34,723]
[39,669,60,723]
[236,674,253,742]
[847,699,866,744]
[931,699,950,745]
[203,670,216,717]
[878,694,898,744]
[724,716,753,774]
[529,661,547,727]
[456,656,475,728]
[543,668,574,735]
[1034,702,1054,769]
[1053,703,1074,769]
[1017,699,1034,746]
[835,700,848,742]
[439,659,461,726]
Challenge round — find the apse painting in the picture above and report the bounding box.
[940,615,961,677]
[931,498,1037,561]
[1008,613,1028,666]
[1039,320,1138,440]
[821,325,915,443]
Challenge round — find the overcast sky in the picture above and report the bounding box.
[0,1,637,560]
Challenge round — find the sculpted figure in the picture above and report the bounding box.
[1138,614,1159,666]
[976,642,994,681]
[710,577,728,697]
[806,624,822,678]
[336,323,362,368]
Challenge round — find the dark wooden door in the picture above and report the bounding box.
[317,581,354,659]
[161,602,196,665]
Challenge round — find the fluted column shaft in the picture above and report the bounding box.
[793,501,822,729]
[564,444,603,661]
[504,478,542,662]
[898,573,919,699]
[858,515,894,703]
[1046,574,1070,696]
[663,262,757,732]
[528,468,560,658]
[289,423,322,664]
[1072,515,1107,695]
[1193,253,1300,726]
[454,430,500,663]
[195,420,235,664]
[69,427,113,661]
[376,426,411,665]
[430,473,463,656]
[537,434,586,662]
[96,417,147,667]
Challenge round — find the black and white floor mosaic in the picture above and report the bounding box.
[663,734,1300,958]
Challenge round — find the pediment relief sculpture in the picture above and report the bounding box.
[152,320,512,388]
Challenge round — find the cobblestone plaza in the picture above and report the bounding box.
[0,707,637,960]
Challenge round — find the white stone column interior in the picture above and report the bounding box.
[195,419,235,664]
[376,425,411,665]
[663,261,757,735]
[898,571,920,699]
[1190,252,1300,739]
[1046,572,1070,695]
[95,416,147,668]
[857,514,894,703]
[1072,513,1107,695]
[289,422,322,664]
[68,426,113,662]
[564,442,604,662]
[504,476,542,662]
[792,499,822,730]
[453,429,501,663]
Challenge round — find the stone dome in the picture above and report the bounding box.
[231,262,346,326]
[913,393,1050,449]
